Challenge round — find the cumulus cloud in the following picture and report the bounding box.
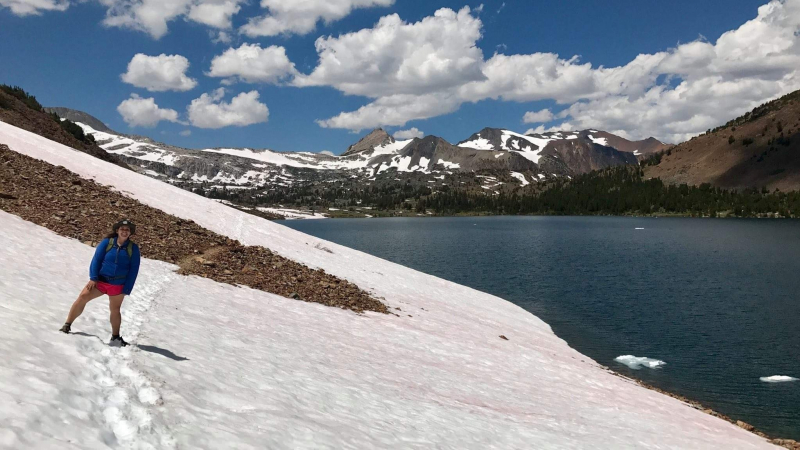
[241,0,394,37]
[101,0,243,39]
[188,0,240,28]
[188,88,269,128]
[208,44,298,84]
[295,7,485,97]
[393,127,424,139]
[117,94,181,127]
[317,91,462,131]
[310,0,800,143]
[0,0,68,16]
[121,53,198,92]
[522,109,554,124]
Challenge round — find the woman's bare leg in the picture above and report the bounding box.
[65,284,104,324]
[109,294,125,336]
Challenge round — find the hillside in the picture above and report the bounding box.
[0,86,127,167]
[644,90,800,191]
[0,119,788,449]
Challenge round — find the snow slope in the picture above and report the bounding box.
[0,120,777,448]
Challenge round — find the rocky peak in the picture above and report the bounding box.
[342,128,394,156]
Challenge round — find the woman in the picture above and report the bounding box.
[59,219,141,347]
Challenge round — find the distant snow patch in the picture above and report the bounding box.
[635,227,645,230]
[759,376,798,383]
[588,135,608,146]
[614,355,666,370]
[510,172,529,186]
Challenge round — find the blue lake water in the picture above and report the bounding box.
[282,216,800,439]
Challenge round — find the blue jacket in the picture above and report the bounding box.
[89,238,141,295]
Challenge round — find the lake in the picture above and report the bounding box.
[282,216,800,439]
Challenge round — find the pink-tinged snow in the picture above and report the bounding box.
[0,120,780,449]
[510,171,530,186]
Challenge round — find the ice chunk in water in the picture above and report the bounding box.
[614,355,666,370]
[759,375,798,383]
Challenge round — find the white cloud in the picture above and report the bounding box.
[0,0,68,16]
[319,150,335,156]
[241,0,394,37]
[295,7,485,97]
[180,129,192,136]
[117,94,181,127]
[208,44,298,84]
[393,127,424,139]
[317,92,462,132]
[310,0,800,143]
[100,0,243,39]
[522,109,554,124]
[121,53,198,92]
[188,88,269,128]
[188,0,240,28]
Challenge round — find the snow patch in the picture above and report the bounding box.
[509,172,529,187]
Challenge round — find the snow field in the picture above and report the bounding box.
[0,121,780,448]
[0,212,176,449]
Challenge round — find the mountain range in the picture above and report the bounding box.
[43,106,667,194]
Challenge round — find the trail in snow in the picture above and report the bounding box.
[0,212,176,449]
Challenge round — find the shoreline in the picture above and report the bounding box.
[604,367,799,449]
[271,208,800,220]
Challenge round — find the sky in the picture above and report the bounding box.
[0,0,798,154]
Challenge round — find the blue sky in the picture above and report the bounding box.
[1,0,797,153]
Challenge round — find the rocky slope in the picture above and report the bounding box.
[0,89,127,167]
[0,144,387,314]
[644,89,800,191]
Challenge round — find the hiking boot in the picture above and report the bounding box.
[109,335,129,347]
[59,323,71,334]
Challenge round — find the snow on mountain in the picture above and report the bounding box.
[0,120,779,449]
[459,128,554,164]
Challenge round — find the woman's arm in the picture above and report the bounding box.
[89,238,109,281]
[123,245,141,295]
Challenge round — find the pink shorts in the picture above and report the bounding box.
[96,282,124,296]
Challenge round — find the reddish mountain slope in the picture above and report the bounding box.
[644,90,800,191]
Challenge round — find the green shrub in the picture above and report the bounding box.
[0,85,43,111]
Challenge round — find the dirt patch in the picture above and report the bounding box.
[0,145,388,314]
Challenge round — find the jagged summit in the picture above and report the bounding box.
[342,128,394,156]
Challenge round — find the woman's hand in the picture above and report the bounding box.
[85,280,97,292]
